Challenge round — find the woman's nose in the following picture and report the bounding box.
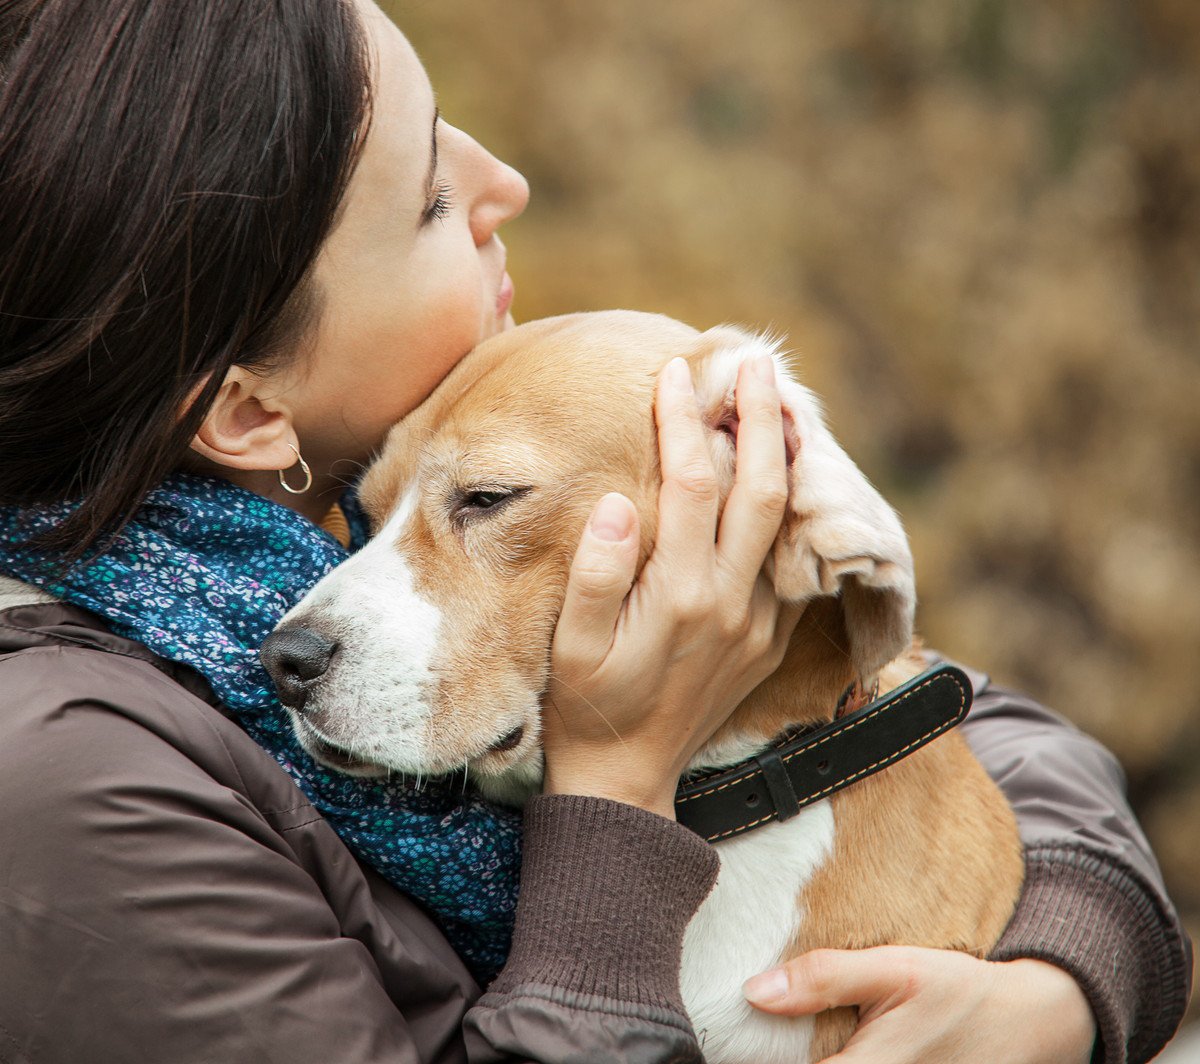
[461,135,530,248]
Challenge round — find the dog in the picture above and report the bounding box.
[261,310,1023,1063]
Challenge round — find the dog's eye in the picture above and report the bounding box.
[463,490,511,511]
[453,487,530,522]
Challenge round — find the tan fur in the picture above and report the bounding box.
[792,652,1025,1058]
[345,310,1023,1058]
[355,313,691,779]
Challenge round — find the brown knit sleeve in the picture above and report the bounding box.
[465,794,720,1062]
[949,658,1193,1064]
[991,845,1191,1064]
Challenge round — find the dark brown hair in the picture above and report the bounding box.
[0,0,371,559]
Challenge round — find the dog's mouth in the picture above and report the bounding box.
[293,713,535,784]
[488,725,525,754]
[293,717,389,778]
[463,722,539,782]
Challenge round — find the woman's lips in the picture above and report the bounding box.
[496,271,514,317]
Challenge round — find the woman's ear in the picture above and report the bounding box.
[185,366,298,473]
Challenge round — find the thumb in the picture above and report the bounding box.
[552,493,640,671]
[743,947,912,1016]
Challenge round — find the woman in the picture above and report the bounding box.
[0,2,1189,1062]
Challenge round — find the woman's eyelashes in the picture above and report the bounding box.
[423,179,455,224]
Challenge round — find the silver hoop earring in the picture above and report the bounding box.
[278,444,313,495]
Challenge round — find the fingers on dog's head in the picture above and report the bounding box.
[686,324,916,679]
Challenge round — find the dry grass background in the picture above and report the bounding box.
[388,0,1198,1029]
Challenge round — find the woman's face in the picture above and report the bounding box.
[273,0,529,475]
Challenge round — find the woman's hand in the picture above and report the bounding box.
[742,946,1097,1064]
[542,354,800,817]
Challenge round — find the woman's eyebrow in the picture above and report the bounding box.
[424,105,440,197]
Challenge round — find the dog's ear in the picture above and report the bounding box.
[690,325,916,680]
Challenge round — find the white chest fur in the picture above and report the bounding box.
[680,800,835,1064]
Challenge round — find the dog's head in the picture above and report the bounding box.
[261,311,914,800]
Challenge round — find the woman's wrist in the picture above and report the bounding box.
[1002,958,1097,1062]
[543,758,679,819]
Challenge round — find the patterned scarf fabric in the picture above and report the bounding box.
[0,473,521,982]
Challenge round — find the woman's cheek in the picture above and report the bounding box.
[377,307,481,421]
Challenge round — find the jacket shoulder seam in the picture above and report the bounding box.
[0,643,312,819]
[0,617,173,676]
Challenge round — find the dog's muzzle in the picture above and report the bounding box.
[260,626,338,709]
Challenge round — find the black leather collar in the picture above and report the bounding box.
[674,663,972,843]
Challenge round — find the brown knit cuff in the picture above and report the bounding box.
[489,794,719,1015]
[990,845,1191,1064]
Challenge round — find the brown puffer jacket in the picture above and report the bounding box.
[0,577,1191,1064]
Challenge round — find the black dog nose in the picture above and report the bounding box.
[260,627,337,709]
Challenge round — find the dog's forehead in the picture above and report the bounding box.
[358,312,703,525]
[457,312,696,415]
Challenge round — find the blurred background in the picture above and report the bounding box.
[389,0,1198,1043]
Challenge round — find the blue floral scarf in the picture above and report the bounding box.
[0,473,521,982]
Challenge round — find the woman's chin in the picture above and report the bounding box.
[487,309,516,339]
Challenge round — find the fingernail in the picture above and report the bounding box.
[743,967,789,1004]
[664,357,694,394]
[753,355,776,385]
[589,493,634,542]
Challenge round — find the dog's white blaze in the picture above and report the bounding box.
[280,487,443,770]
[681,801,835,1064]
